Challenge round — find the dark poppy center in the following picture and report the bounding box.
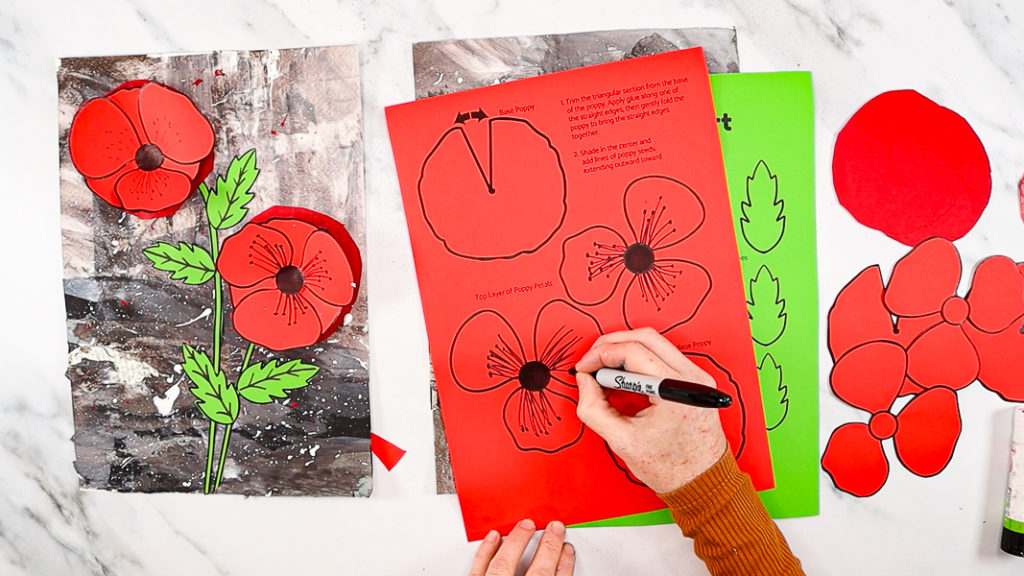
[275,265,305,295]
[518,360,551,392]
[135,143,165,171]
[624,243,655,274]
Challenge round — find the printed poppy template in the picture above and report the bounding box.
[560,175,711,334]
[68,80,214,219]
[823,237,1024,497]
[450,300,599,453]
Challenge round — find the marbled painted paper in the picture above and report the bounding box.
[58,46,371,496]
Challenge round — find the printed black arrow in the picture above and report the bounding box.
[470,108,488,120]
[454,111,471,124]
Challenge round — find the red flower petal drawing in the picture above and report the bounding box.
[218,207,361,351]
[963,323,1024,401]
[68,80,214,218]
[559,175,711,333]
[830,341,905,413]
[418,116,567,260]
[827,265,896,360]
[449,300,600,453]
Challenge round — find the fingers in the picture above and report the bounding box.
[469,530,502,576]
[524,521,570,575]
[575,370,632,437]
[482,518,536,575]
[578,329,715,387]
[556,542,576,573]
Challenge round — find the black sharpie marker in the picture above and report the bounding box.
[574,367,732,409]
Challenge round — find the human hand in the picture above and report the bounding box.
[470,519,575,576]
[575,328,728,494]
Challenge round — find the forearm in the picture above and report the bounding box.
[658,450,804,576]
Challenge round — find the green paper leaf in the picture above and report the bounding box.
[740,160,786,254]
[143,242,215,285]
[758,352,788,430]
[206,149,259,230]
[747,264,787,346]
[237,358,319,404]
[181,344,239,424]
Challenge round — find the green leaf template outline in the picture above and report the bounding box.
[740,159,786,254]
[747,264,787,346]
[758,352,788,430]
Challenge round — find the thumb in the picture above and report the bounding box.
[575,371,631,441]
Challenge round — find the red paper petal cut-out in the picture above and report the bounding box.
[298,230,356,307]
[451,310,522,393]
[822,422,890,497]
[68,97,139,178]
[115,168,193,213]
[230,288,326,350]
[502,387,583,453]
[966,256,1024,333]
[964,323,1024,401]
[827,266,895,359]
[559,225,629,306]
[833,90,991,246]
[218,223,294,288]
[893,387,961,477]
[905,324,978,390]
[830,341,905,413]
[883,237,960,317]
[418,118,567,259]
[138,81,215,164]
[370,433,407,471]
[622,175,705,250]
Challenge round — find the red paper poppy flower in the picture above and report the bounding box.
[822,341,962,497]
[829,237,1024,399]
[449,300,600,453]
[217,207,362,351]
[68,80,214,218]
[559,175,711,333]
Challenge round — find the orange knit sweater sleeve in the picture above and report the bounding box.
[657,450,804,576]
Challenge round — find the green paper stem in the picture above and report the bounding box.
[204,421,217,494]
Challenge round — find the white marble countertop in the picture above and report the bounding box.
[4,0,1024,574]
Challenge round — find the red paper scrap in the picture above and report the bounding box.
[832,90,990,246]
[370,433,406,471]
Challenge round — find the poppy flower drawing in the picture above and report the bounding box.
[449,300,601,453]
[68,80,215,218]
[218,206,362,352]
[822,341,962,497]
[559,175,712,333]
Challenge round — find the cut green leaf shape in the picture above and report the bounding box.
[758,352,788,430]
[204,149,259,230]
[143,241,215,285]
[238,358,320,404]
[748,264,787,346]
[740,160,785,254]
[182,344,239,425]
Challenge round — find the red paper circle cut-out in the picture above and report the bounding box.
[832,90,990,246]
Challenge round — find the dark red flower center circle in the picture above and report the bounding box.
[275,265,305,295]
[134,143,165,171]
[624,243,655,274]
[868,411,898,440]
[518,360,552,391]
[941,296,969,325]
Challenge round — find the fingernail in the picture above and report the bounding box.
[547,520,565,536]
[564,542,575,556]
[484,530,499,543]
[519,518,535,530]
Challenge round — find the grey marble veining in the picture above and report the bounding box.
[3,0,1024,574]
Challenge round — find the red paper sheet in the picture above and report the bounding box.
[386,48,771,539]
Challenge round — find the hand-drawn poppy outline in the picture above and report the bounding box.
[67,80,214,219]
[217,206,361,352]
[449,299,600,454]
[559,175,712,333]
[417,116,567,260]
[822,340,962,497]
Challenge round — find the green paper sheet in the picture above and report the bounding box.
[575,71,817,527]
